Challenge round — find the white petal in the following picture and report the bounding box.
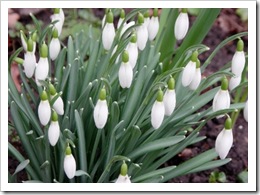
[148,16,159,41]
[212,89,230,118]
[229,76,241,91]
[94,100,109,129]
[115,174,131,183]
[181,61,196,87]
[120,21,135,38]
[126,43,138,69]
[243,100,248,122]
[117,18,125,29]
[118,62,133,88]
[174,12,189,40]
[59,8,65,24]
[35,57,49,86]
[51,14,63,36]
[21,34,27,51]
[33,42,36,54]
[48,121,60,146]
[38,100,51,126]
[151,101,165,129]
[102,23,115,50]
[163,89,176,116]
[64,154,76,179]
[215,128,233,159]
[137,25,148,51]
[52,96,64,115]
[23,52,36,78]
[143,17,150,28]
[49,38,61,61]
[189,68,201,90]
[231,51,245,77]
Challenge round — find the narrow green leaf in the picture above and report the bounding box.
[8,47,23,69]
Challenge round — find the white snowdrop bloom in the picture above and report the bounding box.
[148,8,159,41]
[215,117,233,159]
[229,76,241,91]
[64,145,76,179]
[189,67,201,90]
[115,161,131,183]
[38,91,51,126]
[35,43,49,86]
[117,9,126,29]
[212,77,230,118]
[31,31,37,54]
[119,51,133,88]
[151,89,165,129]
[94,88,109,129]
[120,21,135,38]
[137,13,148,50]
[23,52,36,78]
[182,51,198,87]
[231,39,245,77]
[59,8,65,23]
[49,28,60,61]
[51,8,64,36]
[143,10,150,28]
[49,83,64,115]
[126,33,138,69]
[102,11,115,50]
[48,111,60,146]
[164,78,176,116]
[243,100,248,122]
[174,9,189,41]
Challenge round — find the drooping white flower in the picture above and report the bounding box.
[38,91,51,126]
[120,21,135,38]
[164,77,176,116]
[117,9,126,29]
[148,8,159,41]
[102,10,115,51]
[49,28,61,61]
[213,77,230,118]
[49,84,64,115]
[64,145,76,179]
[51,8,64,36]
[189,68,201,90]
[115,161,131,183]
[22,37,36,78]
[143,10,150,28]
[35,43,49,86]
[231,39,246,77]
[215,117,233,159]
[126,33,138,69]
[136,13,148,51]
[48,111,60,146]
[119,50,133,88]
[243,100,248,122]
[229,76,241,91]
[174,9,189,41]
[94,88,109,129]
[182,51,198,87]
[151,89,165,129]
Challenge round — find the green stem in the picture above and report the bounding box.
[89,128,102,171]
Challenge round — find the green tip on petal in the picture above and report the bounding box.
[54,8,60,14]
[32,31,37,42]
[65,145,72,155]
[221,76,228,90]
[224,117,232,130]
[181,8,188,13]
[191,50,198,62]
[52,110,58,122]
[144,10,150,18]
[130,33,137,43]
[120,9,125,19]
[122,50,129,63]
[236,39,244,52]
[168,77,175,90]
[27,37,34,52]
[153,8,158,17]
[138,12,144,24]
[49,84,57,96]
[196,59,201,68]
[52,28,59,38]
[120,161,128,176]
[106,10,113,23]
[99,88,106,100]
[156,88,164,102]
[40,42,48,58]
[40,90,48,101]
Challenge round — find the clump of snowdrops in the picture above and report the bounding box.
[8,8,248,183]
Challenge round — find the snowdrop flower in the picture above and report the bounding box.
[126,33,138,69]
[115,161,131,183]
[64,145,76,179]
[117,9,126,29]
[31,31,37,54]
[151,88,165,129]
[148,8,159,41]
[215,117,233,159]
[182,50,198,87]
[38,90,51,126]
[49,28,61,61]
[102,10,115,51]
[51,8,64,36]
[189,59,201,90]
[143,10,150,28]
[231,39,245,77]
[164,77,176,116]
[48,111,60,146]
[49,84,64,115]
[229,75,241,91]
[212,77,230,118]
[35,43,49,86]
[23,37,36,78]
[119,50,133,88]
[174,8,189,41]
[136,13,148,51]
[243,100,248,122]
[94,88,109,129]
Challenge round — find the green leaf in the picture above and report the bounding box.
[237,170,248,183]
[8,47,23,70]
[75,170,91,179]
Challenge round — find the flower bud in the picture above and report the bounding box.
[94,88,109,129]
[49,84,64,115]
[164,78,176,116]
[188,59,201,90]
[174,8,189,40]
[49,28,61,61]
[38,91,51,126]
[35,43,49,86]
[126,33,138,69]
[119,51,133,88]
[231,39,245,77]
[102,10,115,50]
[229,76,241,91]
[64,145,76,179]
[148,8,159,41]
[117,9,125,29]
[151,89,165,129]
[181,51,198,87]
[48,111,60,146]
[137,13,148,50]
[143,10,150,28]
[23,49,36,78]
[115,161,131,183]
[51,8,64,36]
